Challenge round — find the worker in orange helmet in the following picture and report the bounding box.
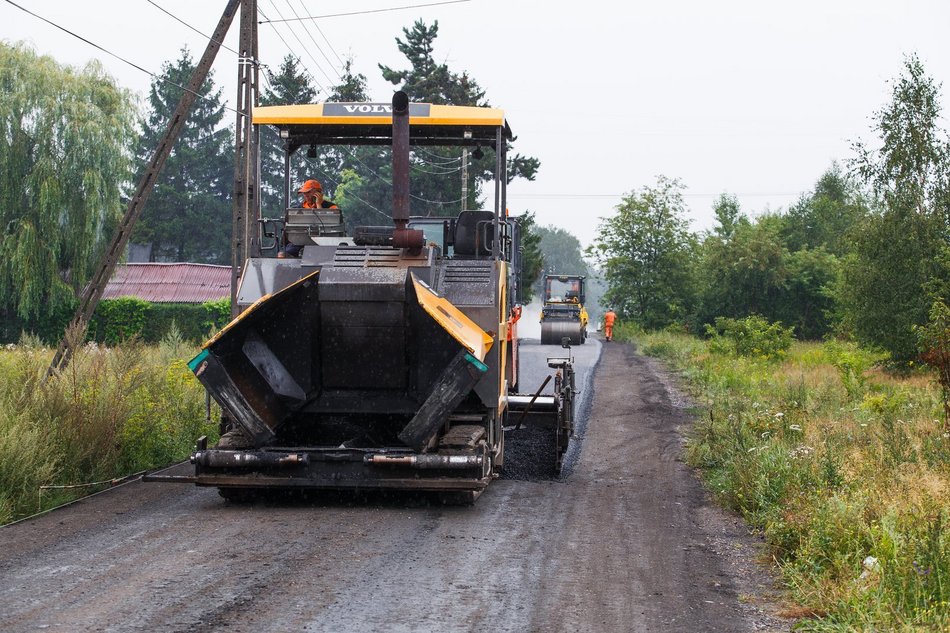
[506,305,522,342]
[603,308,617,342]
[278,179,339,258]
[298,179,338,211]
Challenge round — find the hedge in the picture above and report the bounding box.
[88,297,231,344]
[1,297,231,346]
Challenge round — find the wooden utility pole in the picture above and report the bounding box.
[46,0,241,379]
[230,0,261,317]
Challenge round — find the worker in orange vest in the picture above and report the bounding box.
[603,309,617,342]
[507,305,522,342]
[298,179,338,211]
[279,179,339,258]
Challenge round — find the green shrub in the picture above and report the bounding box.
[705,315,794,360]
[824,340,888,401]
[0,339,218,524]
[917,299,950,430]
[202,297,232,333]
[634,329,950,628]
[94,297,150,344]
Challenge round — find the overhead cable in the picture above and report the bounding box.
[297,0,344,68]
[284,0,342,82]
[259,0,472,24]
[3,0,241,115]
[145,0,241,57]
[264,0,333,88]
[258,4,324,94]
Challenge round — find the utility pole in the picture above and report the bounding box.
[46,0,241,379]
[230,0,261,317]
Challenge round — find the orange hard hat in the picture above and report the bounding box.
[298,179,323,193]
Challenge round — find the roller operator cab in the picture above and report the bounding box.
[155,93,575,503]
[540,274,589,345]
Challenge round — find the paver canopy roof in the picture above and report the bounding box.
[253,102,512,143]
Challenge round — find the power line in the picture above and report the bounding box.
[342,147,468,206]
[145,0,278,93]
[3,0,241,115]
[414,146,462,164]
[145,0,240,57]
[259,0,472,24]
[286,0,342,82]
[297,0,344,68]
[264,0,333,88]
[508,192,804,199]
[257,4,325,95]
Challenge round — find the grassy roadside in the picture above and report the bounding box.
[0,331,217,525]
[618,324,950,631]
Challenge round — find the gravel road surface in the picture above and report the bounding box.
[0,338,790,632]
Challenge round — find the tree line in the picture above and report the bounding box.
[0,19,544,340]
[590,55,950,362]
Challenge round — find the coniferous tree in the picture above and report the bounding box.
[131,48,233,264]
[376,20,539,217]
[514,212,544,303]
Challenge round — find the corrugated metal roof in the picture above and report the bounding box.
[103,263,231,304]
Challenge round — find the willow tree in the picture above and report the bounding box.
[0,43,136,339]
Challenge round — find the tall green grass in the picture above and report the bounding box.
[625,326,950,630]
[0,329,217,524]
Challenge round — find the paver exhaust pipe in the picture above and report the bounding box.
[391,91,424,249]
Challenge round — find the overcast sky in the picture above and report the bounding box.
[3,0,949,247]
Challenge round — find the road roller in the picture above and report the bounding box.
[539,274,589,345]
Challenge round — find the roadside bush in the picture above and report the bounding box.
[917,299,950,430]
[634,329,950,629]
[0,335,218,524]
[705,315,793,360]
[824,340,889,401]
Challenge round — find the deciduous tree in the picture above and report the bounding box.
[589,176,696,328]
[841,55,950,360]
[0,43,136,339]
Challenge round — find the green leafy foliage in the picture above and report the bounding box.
[0,338,217,525]
[781,165,870,257]
[841,55,950,361]
[89,298,231,345]
[917,299,950,429]
[589,176,696,329]
[633,330,950,629]
[698,214,788,323]
[0,42,135,326]
[130,48,233,264]
[705,315,793,360]
[95,297,150,344]
[512,212,543,304]
[824,340,889,401]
